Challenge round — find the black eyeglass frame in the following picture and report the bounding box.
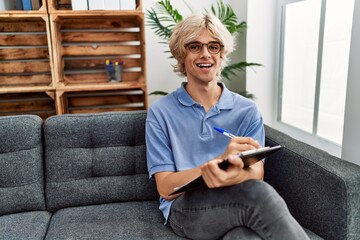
[185,41,224,54]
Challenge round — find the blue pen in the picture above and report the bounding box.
[213,127,236,138]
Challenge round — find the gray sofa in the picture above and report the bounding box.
[0,111,359,240]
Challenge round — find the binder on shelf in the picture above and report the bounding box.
[71,0,88,10]
[15,0,23,10]
[31,0,40,10]
[88,0,104,10]
[22,0,32,10]
[0,0,16,10]
[104,0,120,10]
[120,0,136,10]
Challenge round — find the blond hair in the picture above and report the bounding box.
[169,13,235,76]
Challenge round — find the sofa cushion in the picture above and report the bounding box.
[45,201,183,240]
[0,211,51,240]
[0,115,46,215]
[44,111,158,211]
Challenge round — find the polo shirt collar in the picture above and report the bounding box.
[176,82,234,110]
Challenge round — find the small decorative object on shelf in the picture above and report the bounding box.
[105,60,116,82]
[104,58,124,83]
[115,58,124,82]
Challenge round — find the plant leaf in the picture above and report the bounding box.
[149,91,169,96]
[209,0,246,34]
[146,0,184,41]
[221,62,263,80]
[146,8,173,40]
[158,0,183,23]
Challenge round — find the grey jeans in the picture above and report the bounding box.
[168,180,309,240]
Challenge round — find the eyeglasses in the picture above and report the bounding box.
[185,41,224,54]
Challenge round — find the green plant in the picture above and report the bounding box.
[146,0,261,97]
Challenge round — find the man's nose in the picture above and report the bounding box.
[200,44,211,58]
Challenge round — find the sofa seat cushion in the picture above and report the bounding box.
[45,201,184,240]
[0,211,51,240]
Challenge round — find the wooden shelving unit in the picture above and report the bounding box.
[0,0,147,118]
[0,0,56,120]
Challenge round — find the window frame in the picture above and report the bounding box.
[275,0,345,157]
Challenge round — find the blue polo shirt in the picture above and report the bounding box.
[146,82,264,222]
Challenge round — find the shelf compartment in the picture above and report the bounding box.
[48,0,142,13]
[50,0,72,11]
[0,15,54,89]
[56,88,146,114]
[0,91,56,120]
[50,14,146,89]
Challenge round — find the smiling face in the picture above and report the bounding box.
[183,30,223,85]
[169,14,234,77]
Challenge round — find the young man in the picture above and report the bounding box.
[146,13,309,240]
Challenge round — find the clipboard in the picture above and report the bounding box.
[169,145,283,196]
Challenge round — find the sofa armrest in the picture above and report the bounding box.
[264,125,360,240]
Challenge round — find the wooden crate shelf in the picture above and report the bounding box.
[0,91,56,120]
[56,88,146,114]
[0,15,54,90]
[50,13,146,91]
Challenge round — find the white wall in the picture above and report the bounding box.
[143,0,246,106]
[342,0,360,165]
[245,0,277,126]
[144,0,187,106]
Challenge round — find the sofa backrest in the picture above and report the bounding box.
[264,125,360,240]
[44,111,158,212]
[0,115,46,216]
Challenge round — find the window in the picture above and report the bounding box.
[278,0,355,149]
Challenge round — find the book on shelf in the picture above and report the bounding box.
[0,0,16,10]
[120,0,136,10]
[88,0,104,10]
[104,0,120,10]
[31,0,40,10]
[22,0,32,10]
[15,0,23,10]
[71,0,88,10]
